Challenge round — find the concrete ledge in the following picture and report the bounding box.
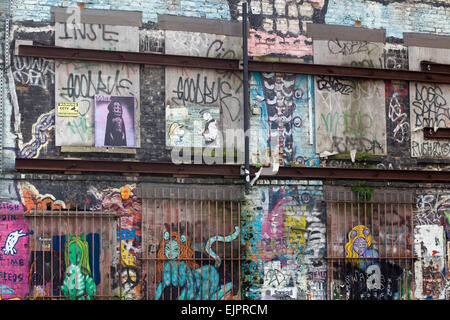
[307,23,386,42]
[51,7,142,27]
[404,32,450,49]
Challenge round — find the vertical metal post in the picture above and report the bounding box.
[242,2,250,191]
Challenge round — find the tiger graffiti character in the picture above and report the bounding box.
[155,227,239,300]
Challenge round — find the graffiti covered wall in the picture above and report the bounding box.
[242,181,326,300]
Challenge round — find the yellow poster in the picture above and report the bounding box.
[57,102,79,117]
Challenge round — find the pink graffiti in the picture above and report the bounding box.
[0,202,25,214]
[0,215,30,299]
[248,31,313,58]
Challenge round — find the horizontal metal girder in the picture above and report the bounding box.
[423,127,450,139]
[421,61,450,74]
[15,158,450,182]
[18,45,450,83]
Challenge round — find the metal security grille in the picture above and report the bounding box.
[324,186,415,300]
[140,184,242,300]
[23,207,120,300]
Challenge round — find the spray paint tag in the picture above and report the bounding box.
[57,102,79,117]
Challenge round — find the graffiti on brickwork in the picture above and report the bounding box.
[250,72,319,166]
[414,225,446,300]
[18,111,55,158]
[414,190,450,226]
[315,77,386,155]
[155,226,239,300]
[386,81,410,145]
[324,0,450,39]
[242,186,326,300]
[12,56,55,90]
[0,215,30,299]
[20,183,67,213]
[240,0,327,58]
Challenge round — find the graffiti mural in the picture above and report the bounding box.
[60,235,97,300]
[154,226,239,300]
[242,184,326,300]
[331,224,407,300]
[250,72,319,166]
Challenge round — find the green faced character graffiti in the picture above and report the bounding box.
[61,235,97,300]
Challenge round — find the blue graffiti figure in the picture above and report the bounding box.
[155,227,239,300]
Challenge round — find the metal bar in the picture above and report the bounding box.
[423,127,450,139]
[242,2,250,191]
[15,158,450,181]
[421,61,450,74]
[18,45,239,71]
[18,44,450,83]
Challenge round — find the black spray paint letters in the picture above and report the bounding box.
[412,83,449,128]
[332,136,383,154]
[317,76,354,95]
[411,140,450,157]
[58,22,119,42]
[172,73,241,121]
[60,70,133,100]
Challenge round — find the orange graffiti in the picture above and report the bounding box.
[21,187,66,214]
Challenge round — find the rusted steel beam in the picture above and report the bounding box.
[274,166,450,181]
[15,158,242,176]
[248,60,450,83]
[18,45,240,71]
[18,45,450,84]
[423,127,450,139]
[421,61,450,74]
[15,158,450,182]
